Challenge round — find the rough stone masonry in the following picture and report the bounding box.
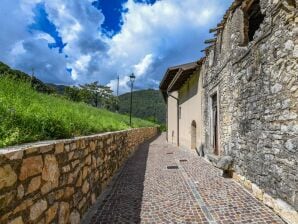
[200,0,297,222]
[0,127,158,224]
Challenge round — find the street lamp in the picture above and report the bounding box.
[129,73,136,127]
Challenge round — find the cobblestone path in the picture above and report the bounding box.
[85,134,284,224]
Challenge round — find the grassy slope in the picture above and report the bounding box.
[0,78,156,148]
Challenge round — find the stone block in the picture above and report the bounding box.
[85,155,92,166]
[68,151,74,160]
[69,210,80,224]
[41,181,58,195]
[244,179,252,191]
[91,193,96,204]
[55,143,64,154]
[274,199,298,224]
[27,176,41,194]
[63,187,75,199]
[285,138,298,152]
[0,192,14,210]
[251,183,263,201]
[40,146,53,154]
[26,147,38,155]
[72,159,80,168]
[54,189,64,200]
[13,199,33,214]
[70,142,77,151]
[92,156,97,169]
[0,164,17,189]
[30,199,47,221]
[5,151,23,160]
[82,166,89,180]
[17,185,24,199]
[62,165,71,173]
[8,217,24,224]
[78,197,87,210]
[19,156,43,181]
[76,172,83,187]
[216,156,233,171]
[264,193,275,209]
[59,202,70,224]
[42,155,59,183]
[45,202,58,224]
[82,180,90,194]
[90,141,96,151]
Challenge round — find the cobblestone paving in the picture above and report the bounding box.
[87,134,284,224]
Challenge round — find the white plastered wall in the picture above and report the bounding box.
[178,71,204,150]
[167,91,178,145]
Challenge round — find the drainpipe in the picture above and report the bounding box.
[167,90,179,147]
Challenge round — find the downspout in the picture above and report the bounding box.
[167,90,179,147]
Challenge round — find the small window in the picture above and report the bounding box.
[246,0,265,42]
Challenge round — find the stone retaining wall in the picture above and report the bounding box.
[0,127,158,224]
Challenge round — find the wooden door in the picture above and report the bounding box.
[212,94,219,155]
[191,121,196,149]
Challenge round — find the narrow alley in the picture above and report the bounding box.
[83,134,284,224]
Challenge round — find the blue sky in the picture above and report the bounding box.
[0,0,232,93]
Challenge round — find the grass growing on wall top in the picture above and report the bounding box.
[0,78,156,148]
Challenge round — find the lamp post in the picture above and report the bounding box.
[129,73,136,127]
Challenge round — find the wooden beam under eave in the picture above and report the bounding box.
[201,45,214,53]
[204,38,217,44]
[209,26,224,33]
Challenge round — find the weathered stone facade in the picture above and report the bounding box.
[202,0,297,214]
[160,0,297,223]
[0,127,158,224]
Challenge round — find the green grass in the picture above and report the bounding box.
[0,78,156,148]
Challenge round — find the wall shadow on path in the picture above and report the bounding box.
[89,134,161,224]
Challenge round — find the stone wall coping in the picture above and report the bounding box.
[0,127,156,154]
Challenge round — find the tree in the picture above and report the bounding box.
[64,86,81,102]
[79,81,117,110]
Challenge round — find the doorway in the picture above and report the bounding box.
[211,93,219,155]
[191,120,197,149]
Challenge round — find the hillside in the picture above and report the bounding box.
[0,77,156,148]
[119,89,166,124]
[47,83,68,94]
[0,62,55,94]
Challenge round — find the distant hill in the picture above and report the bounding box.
[47,83,68,94]
[119,89,166,124]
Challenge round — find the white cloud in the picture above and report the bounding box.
[105,0,231,92]
[10,41,26,56]
[134,54,154,77]
[0,0,232,91]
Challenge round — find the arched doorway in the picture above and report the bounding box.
[191,121,197,149]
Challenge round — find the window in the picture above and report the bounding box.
[246,0,265,42]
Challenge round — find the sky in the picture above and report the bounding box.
[0,0,233,93]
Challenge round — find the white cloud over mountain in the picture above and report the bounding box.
[0,0,232,92]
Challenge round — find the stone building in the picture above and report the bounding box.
[160,0,297,222]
